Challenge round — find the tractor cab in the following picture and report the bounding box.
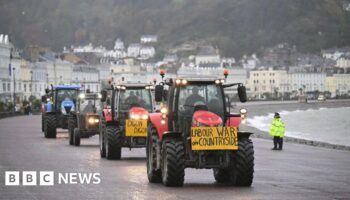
[146,71,254,187]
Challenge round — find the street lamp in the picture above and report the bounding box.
[13,67,16,110]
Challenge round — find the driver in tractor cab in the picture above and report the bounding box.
[83,100,94,113]
[184,86,205,107]
[125,91,139,106]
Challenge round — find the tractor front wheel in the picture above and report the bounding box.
[99,123,106,158]
[229,138,254,186]
[161,138,185,187]
[105,126,122,160]
[73,128,81,146]
[68,114,77,145]
[147,126,161,183]
[44,114,56,138]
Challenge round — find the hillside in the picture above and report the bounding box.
[0,0,350,57]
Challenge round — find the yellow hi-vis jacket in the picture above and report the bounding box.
[269,118,285,137]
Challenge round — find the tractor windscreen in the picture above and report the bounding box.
[178,84,224,118]
[57,89,78,103]
[80,97,101,114]
[119,89,152,111]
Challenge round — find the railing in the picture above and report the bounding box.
[0,110,40,119]
[0,112,22,119]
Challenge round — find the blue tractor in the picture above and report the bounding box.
[41,85,80,138]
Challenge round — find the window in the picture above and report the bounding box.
[7,83,10,91]
[3,83,6,92]
[24,84,27,92]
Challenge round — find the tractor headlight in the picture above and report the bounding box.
[141,114,148,120]
[240,108,247,124]
[240,108,247,115]
[160,107,168,114]
[130,114,141,120]
[88,117,99,124]
[79,93,85,99]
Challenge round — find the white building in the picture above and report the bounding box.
[241,54,259,69]
[127,43,142,57]
[247,68,288,98]
[336,55,350,68]
[72,65,100,92]
[287,73,326,92]
[0,34,11,103]
[141,35,158,43]
[140,46,155,59]
[322,49,345,61]
[114,38,125,50]
[195,46,220,66]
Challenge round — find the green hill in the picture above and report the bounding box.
[1,0,350,57]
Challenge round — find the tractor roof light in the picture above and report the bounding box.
[79,93,85,99]
[175,79,181,85]
[181,79,188,85]
[160,69,165,79]
[215,79,220,84]
[224,69,229,79]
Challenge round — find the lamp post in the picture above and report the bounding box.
[46,73,49,88]
[30,70,33,97]
[13,67,16,111]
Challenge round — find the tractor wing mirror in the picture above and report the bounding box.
[100,90,107,102]
[237,85,247,103]
[155,85,164,102]
[45,88,50,94]
[41,95,46,103]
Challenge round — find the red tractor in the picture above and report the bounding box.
[99,84,154,160]
[146,71,254,187]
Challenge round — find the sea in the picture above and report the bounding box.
[247,107,350,146]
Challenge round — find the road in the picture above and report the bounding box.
[1,115,350,200]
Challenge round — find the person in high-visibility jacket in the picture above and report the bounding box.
[269,112,285,150]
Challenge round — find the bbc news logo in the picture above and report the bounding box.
[5,171,101,186]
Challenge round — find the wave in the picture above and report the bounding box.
[247,107,350,146]
[247,107,332,136]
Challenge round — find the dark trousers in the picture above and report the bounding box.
[273,136,283,150]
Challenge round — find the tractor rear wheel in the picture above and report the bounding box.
[99,122,106,158]
[161,138,185,187]
[68,114,77,145]
[44,114,56,138]
[105,126,122,160]
[147,125,161,183]
[73,128,81,146]
[229,138,254,186]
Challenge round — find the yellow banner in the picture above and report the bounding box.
[125,120,148,137]
[191,127,238,150]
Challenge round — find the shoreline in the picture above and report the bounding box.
[238,99,350,151]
